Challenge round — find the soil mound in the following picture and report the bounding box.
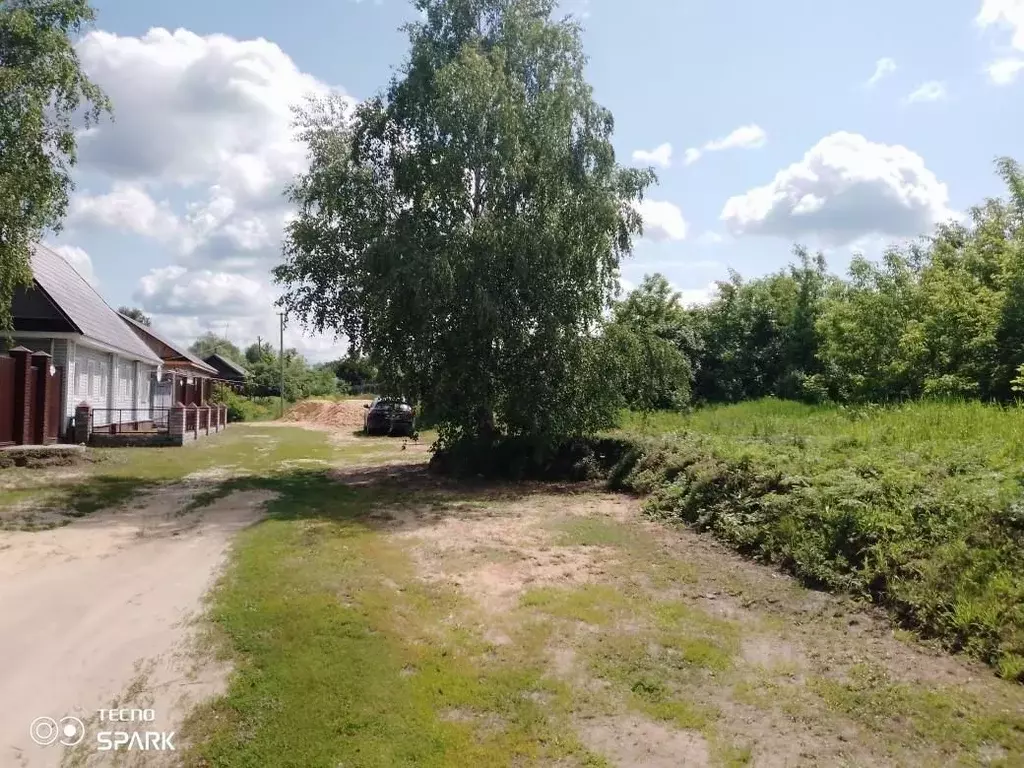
[281,399,371,429]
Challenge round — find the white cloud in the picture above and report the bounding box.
[633,199,688,242]
[69,27,356,360]
[978,0,1024,49]
[987,56,1024,83]
[134,265,342,361]
[904,81,948,103]
[684,124,767,166]
[48,244,98,287]
[704,124,768,152]
[679,282,719,307]
[720,131,955,246]
[632,142,673,168]
[683,147,703,166]
[696,231,725,245]
[865,57,897,87]
[136,266,270,317]
[977,1,1024,82]
[69,183,181,241]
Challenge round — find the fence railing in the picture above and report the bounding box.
[90,407,173,435]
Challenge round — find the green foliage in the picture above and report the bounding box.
[244,348,339,400]
[601,274,694,411]
[612,399,1024,681]
[328,352,378,389]
[117,306,151,326]
[690,246,831,404]
[189,332,243,364]
[0,0,110,331]
[1012,364,1024,395]
[611,158,1024,409]
[276,0,653,448]
[210,386,277,422]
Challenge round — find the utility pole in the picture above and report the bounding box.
[278,312,285,418]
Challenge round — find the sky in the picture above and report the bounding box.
[49,0,1024,361]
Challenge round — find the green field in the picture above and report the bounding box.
[612,399,1024,680]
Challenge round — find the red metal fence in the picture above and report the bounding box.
[0,353,64,446]
[0,357,14,446]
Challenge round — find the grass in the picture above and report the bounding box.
[179,476,603,768]
[611,398,1024,681]
[0,426,338,528]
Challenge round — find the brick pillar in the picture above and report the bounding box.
[74,403,93,445]
[8,346,33,444]
[169,403,186,441]
[31,351,52,444]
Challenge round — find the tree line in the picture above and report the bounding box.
[605,159,1024,409]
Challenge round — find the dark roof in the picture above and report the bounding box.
[204,352,248,378]
[30,244,162,364]
[119,314,218,375]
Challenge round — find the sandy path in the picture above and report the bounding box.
[0,488,273,767]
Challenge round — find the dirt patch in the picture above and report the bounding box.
[0,489,273,767]
[281,398,372,429]
[577,715,710,767]
[392,500,618,613]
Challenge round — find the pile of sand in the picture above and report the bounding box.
[281,398,373,429]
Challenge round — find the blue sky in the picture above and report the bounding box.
[52,0,1024,359]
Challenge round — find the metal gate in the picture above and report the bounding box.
[0,357,13,446]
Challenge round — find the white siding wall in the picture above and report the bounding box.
[112,357,136,420]
[72,346,112,425]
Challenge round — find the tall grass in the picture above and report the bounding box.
[612,399,1024,681]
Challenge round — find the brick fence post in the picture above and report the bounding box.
[31,351,52,444]
[169,403,186,442]
[74,403,93,445]
[8,346,33,444]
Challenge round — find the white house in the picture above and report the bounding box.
[1,244,163,437]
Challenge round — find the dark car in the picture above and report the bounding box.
[363,396,415,436]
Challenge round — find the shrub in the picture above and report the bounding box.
[611,400,1024,682]
[211,387,277,422]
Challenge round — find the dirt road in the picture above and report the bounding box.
[0,484,273,767]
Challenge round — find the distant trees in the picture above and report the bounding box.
[610,158,1024,408]
[118,306,151,326]
[189,332,243,364]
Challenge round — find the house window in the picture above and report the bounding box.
[87,360,97,398]
[98,361,108,399]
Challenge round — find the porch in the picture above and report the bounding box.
[75,403,229,447]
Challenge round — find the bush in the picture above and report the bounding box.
[211,387,277,422]
[611,400,1024,682]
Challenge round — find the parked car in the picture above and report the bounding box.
[363,396,415,436]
